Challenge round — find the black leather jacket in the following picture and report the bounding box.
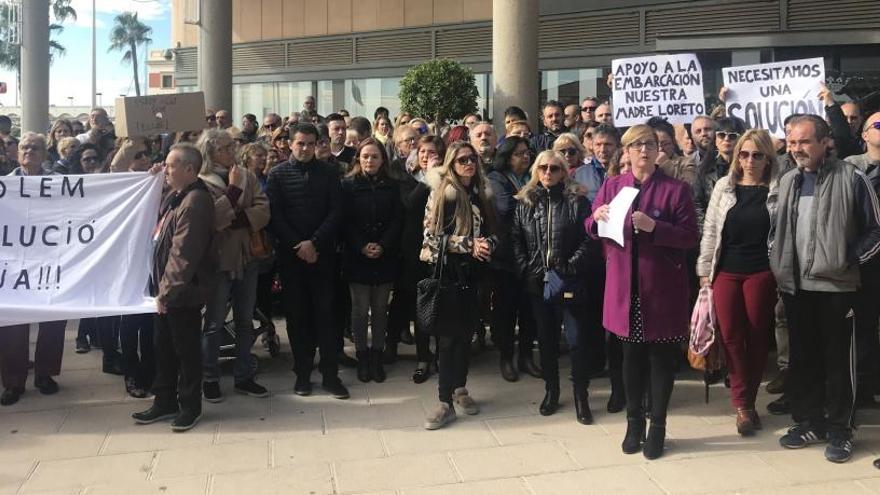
[511,182,592,295]
[693,150,730,229]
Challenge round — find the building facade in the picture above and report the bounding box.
[146,49,177,96]
[170,0,880,121]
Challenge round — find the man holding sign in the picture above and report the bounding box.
[611,54,706,127]
[0,133,66,406]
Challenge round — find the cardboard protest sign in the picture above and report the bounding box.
[115,92,206,137]
[612,54,705,126]
[0,173,163,326]
[723,58,825,138]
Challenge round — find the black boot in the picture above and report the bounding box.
[370,348,386,383]
[573,387,593,425]
[500,358,518,382]
[539,384,560,416]
[607,369,626,413]
[622,417,646,454]
[356,351,372,383]
[518,354,543,379]
[643,423,666,460]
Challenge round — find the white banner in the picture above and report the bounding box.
[612,53,705,127]
[723,57,826,138]
[0,172,163,327]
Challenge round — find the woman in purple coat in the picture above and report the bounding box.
[585,124,699,460]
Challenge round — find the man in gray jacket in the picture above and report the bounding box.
[770,115,880,463]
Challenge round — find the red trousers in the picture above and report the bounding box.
[712,271,777,409]
[0,321,66,389]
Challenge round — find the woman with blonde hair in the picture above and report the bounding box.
[373,115,393,146]
[697,129,778,435]
[586,124,699,459]
[196,129,271,402]
[421,141,498,430]
[551,132,586,177]
[511,150,595,424]
[47,119,73,163]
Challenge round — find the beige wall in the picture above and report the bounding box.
[171,0,491,47]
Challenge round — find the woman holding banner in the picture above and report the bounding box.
[585,125,699,459]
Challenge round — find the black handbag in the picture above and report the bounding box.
[416,237,478,335]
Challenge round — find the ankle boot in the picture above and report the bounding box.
[539,384,560,416]
[370,348,386,383]
[622,417,646,454]
[607,369,626,413]
[573,387,593,425]
[643,424,666,460]
[356,351,371,383]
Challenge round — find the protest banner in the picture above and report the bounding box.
[722,58,825,138]
[612,53,705,127]
[115,92,206,137]
[0,172,163,327]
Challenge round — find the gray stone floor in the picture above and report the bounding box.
[3,321,880,494]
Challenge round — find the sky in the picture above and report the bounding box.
[0,0,172,108]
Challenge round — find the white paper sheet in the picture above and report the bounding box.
[598,186,640,247]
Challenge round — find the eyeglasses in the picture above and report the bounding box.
[717,131,741,141]
[560,147,579,157]
[455,155,478,166]
[264,123,278,130]
[399,136,418,144]
[536,164,563,174]
[581,106,597,112]
[737,150,766,161]
[629,141,658,151]
[81,155,99,162]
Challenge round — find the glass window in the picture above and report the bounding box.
[540,68,605,107]
[233,83,276,120]
[344,78,401,120]
[161,75,173,88]
[278,82,313,117]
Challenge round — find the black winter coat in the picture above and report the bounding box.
[341,173,403,285]
[511,182,592,295]
[487,169,525,272]
[266,158,341,263]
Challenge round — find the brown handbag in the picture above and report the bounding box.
[249,229,273,259]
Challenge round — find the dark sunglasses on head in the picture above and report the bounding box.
[455,155,477,165]
[561,147,579,157]
[581,106,597,112]
[737,150,766,161]
[717,131,740,141]
[537,163,563,173]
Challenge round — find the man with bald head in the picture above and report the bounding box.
[470,122,497,169]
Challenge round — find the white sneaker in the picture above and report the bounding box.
[453,387,479,415]
[425,402,456,430]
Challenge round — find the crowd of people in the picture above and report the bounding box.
[2,87,880,465]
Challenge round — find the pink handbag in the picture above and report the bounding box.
[688,286,717,358]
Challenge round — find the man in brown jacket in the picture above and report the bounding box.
[133,143,217,432]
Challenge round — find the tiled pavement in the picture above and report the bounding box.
[3,321,880,494]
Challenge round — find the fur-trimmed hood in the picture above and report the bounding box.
[517,180,586,207]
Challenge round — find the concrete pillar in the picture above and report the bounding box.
[21,0,50,134]
[492,0,538,134]
[199,0,232,113]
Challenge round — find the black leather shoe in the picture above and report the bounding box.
[874,457,880,469]
[132,403,179,424]
[322,378,350,400]
[102,359,124,376]
[370,349,386,383]
[294,375,312,396]
[767,394,790,415]
[574,389,593,425]
[171,410,202,432]
[643,424,666,460]
[500,359,518,382]
[0,387,24,406]
[34,376,59,395]
[539,386,560,416]
[622,418,646,454]
[518,355,542,379]
[607,390,626,413]
[412,364,430,384]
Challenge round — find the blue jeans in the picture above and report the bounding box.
[203,262,259,384]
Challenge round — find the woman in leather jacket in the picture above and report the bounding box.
[510,150,595,424]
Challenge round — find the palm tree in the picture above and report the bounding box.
[108,12,152,97]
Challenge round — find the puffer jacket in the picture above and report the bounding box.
[511,182,592,295]
[266,157,341,259]
[341,172,403,285]
[200,168,270,278]
[487,169,528,273]
[696,175,778,282]
[693,150,730,228]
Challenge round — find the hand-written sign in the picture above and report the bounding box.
[0,172,163,326]
[612,54,705,126]
[723,58,826,138]
[115,92,206,137]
